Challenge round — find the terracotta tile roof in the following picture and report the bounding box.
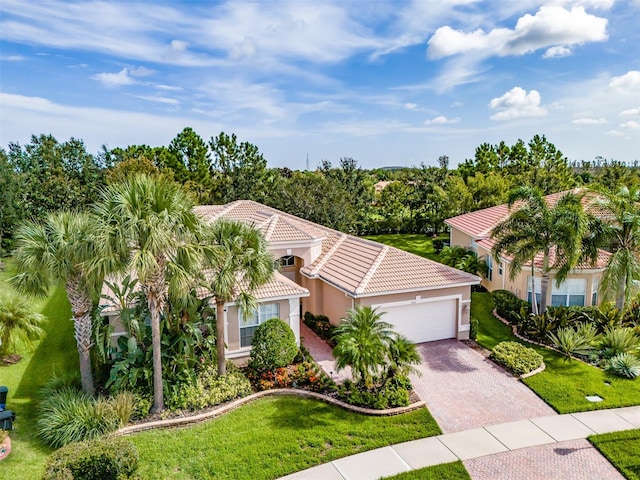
[195,271,309,301]
[198,200,480,297]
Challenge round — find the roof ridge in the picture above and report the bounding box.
[309,234,347,275]
[209,201,241,222]
[262,214,279,241]
[355,245,388,294]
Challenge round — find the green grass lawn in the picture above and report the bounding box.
[132,396,441,480]
[590,429,640,480]
[1,262,78,479]
[382,461,471,479]
[472,292,640,414]
[363,234,443,261]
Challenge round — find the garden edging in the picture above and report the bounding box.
[113,389,426,436]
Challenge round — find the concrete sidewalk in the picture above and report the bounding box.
[279,406,640,480]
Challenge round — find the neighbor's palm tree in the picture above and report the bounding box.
[591,185,640,310]
[0,295,45,357]
[491,187,589,314]
[203,219,274,376]
[93,174,205,412]
[333,306,395,387]
[11,212,100,395]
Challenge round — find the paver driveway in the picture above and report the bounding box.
[410,339,555,433]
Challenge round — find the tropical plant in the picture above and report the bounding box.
[598,326,640,359]
[11,211,101,395]
[248,318,298,374]
[489,341,543,376]
[606,353,640,379]
[491,187,590,314]
[203,219,274,376]
[548,323,597,358]
[385,335,421,381]
[583,303,623,333]
[440,246,487,277]
[92,174,207,412]
[590,185,640,310]
[0,294,45,356]
[333,306,395,387]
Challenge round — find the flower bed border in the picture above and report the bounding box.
[113,389,426,436]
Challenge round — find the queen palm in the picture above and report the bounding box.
[11,212,100,395]
[93,174,205,412]
[333,306,395,387]
[491,187,589,314]
[203,219,274,376]
[0,295,45,357]
[591,185,640,310]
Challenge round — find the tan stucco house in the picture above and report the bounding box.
[103,200,479,360]
[445,191,610,309]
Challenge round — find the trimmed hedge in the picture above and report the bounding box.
[303,311,336,346]
[490,341,543,376]
[491,290,530,324]
[42,437,139,480]
[248,318,298,373]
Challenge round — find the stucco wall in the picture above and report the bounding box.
[224,299,292,352]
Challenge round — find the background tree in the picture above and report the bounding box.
[203,219,274,376]
[0,294,45,357]
[94,174,205,412]
[11,212,101,394]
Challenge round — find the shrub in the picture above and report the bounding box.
[492,290,530,324]
[547,324,597,358]
[469,317,479,340]
[606,353,640,379]
[338,376,412,409]
[489,341,543,376]
[42,437,139,480]
[303,312,336,346]
[598,327,640,359]
[36,387,134,448]
[248,318,298,373]
[167,363,252,411]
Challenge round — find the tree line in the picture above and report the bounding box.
[2,128,639,253]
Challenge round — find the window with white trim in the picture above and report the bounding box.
[485,254,493,281]
[498,262,503,276]
[592,277,599,306]
[279,255,295,267]
[527,276,542,306]
[240,303,280,347]
[551,278,586,307]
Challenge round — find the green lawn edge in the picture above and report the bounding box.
[590,429,640,480]
[382,461,471,480]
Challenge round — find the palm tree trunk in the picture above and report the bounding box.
[142,264,168,413]
[216,300,226,376]
[530,262,538,316]
[66,278,95,396]
[616,271,627,311]
[540,252,551,314]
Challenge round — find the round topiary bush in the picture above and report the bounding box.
[248,318,298,373]
[42,436,139,480]
[490,341,543,376]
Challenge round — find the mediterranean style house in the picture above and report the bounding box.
[102,200,479,360]
[445,191,610,309]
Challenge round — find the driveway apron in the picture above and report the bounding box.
[410,339,555,433]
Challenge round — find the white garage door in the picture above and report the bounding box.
[380,299,457,343]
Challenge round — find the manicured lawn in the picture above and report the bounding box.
[1,261,78,480]
[132,396,441,480]
[590,429,640,480]
[363,234,443,262]
[382,461,471,479]
[472,292,640,414]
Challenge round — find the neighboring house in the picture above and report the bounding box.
[102,200,479,360]
[445,191,610,308]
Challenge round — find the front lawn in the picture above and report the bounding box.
[590,429,640,480]
[132,396,440,480]
[363,234,443,262]
[472,292,640,414]
[382,461,471,479]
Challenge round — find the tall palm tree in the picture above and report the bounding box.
[11,212,100,394]
[333,306,395,387]
[591,185,640,310]
[491,187,589,314]
[0,294,45,357]
[203,219,274,376]
[93,174,205,412]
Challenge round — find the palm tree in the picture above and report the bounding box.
[385,335,421,382]
[333,306,395,387]
[491,187,589,314]
[0,295,45,357]
[591,185,640,310]
[93,174,205,412]
[203,219,274,376]
[11,212,100,394]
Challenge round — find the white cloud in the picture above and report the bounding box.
[572,117,607,125]
[621,107,640,116]
[404,103,417,110]
[156,84,183,92]
[489,87,547,120]
[543,46,572,58]
[1,54,25,61]
[620,120,640,131]
[609,71,640,93]
[91,68,138,87]
[129,66,156,77]
[424,115,460,125]
[131,95,180,106]
[428,6,607,59]
[606,130,624,136]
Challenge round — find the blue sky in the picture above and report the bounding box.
[1,0,639,169]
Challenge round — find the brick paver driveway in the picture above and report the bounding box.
[410,339,555,433]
